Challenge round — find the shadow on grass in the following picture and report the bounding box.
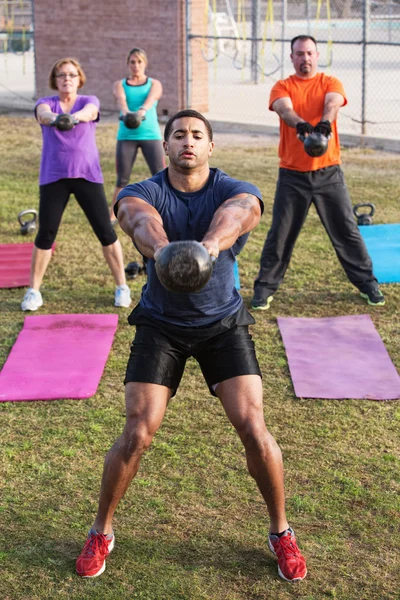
[122,533,275,579]
[242,287,387,319]
[6,532,277,583]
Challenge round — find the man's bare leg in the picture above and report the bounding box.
[217,374,288,534]
[92,382,171,534]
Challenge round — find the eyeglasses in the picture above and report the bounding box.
[55,73,79,79]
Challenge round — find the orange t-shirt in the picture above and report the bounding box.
[269,72,347,171]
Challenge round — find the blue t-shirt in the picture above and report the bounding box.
[116,168,263,326]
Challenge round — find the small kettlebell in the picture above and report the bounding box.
[18,209,38,235]
[353,203,375,226]
[125,260,147,279]
[125,261,142,279]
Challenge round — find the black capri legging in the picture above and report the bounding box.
[116,139,165,187]
[35,178,118,250]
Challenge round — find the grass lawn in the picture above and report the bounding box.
[0,116,399,600]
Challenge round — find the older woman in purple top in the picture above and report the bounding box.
[21,57,131,311]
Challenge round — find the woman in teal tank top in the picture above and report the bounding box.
[110,48,165,220]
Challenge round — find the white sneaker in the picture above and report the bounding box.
[114,284,131,308]
[21,288,43,311]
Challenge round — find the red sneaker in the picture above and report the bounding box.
[76,529,115,577]
[268,528,307,582]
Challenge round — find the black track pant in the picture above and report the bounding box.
[254,166,377,297]
[35,178,117,250]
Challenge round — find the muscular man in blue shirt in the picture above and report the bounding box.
[76,110,307,583]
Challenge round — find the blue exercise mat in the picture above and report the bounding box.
[233,259,240,290]
[359,224,400,283]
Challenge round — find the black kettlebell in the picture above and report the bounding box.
[125,261,142,279]
[155,241,214,294]
[18,209,38,235]
[353,203,375,226]
[303,132,329,157]
[125,259,148,279]
[52,113,78,131]
[119,112,144,129]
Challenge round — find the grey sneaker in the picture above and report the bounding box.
[21,288,43,311]
[251,295,273,311]
[114,284,131,308]
[360,284,385,306]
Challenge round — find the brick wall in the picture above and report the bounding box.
[33,0,208,116]
[189,0,209,111]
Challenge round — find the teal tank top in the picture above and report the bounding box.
[117,78,162,141]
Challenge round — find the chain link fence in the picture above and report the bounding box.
[189,0,400,140]
[1,0,400,142]
[0,0,34,111]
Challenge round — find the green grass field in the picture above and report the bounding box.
[0,116,399,600]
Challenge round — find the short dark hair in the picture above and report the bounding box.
[164,109,213,141]
[290,35,317,52]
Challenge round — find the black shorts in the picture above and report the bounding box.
[124,304,262,396]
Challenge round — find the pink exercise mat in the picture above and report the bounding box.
[0,314,118,402]
[0,243,55,288]
[277,314,400,401]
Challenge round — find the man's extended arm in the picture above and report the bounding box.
[321,91,345,124]
[116,196,169,258]
[272,92,344,128]
[201,193,261,259]
[117,191,261,261]
[272,97,304,128]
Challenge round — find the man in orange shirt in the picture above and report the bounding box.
[252,35,384,310]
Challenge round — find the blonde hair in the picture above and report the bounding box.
[126,47,148,66]
[49,57,86,90]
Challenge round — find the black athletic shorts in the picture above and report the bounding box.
[124,304,262,396]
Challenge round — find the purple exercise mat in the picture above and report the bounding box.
[0,314,118,402]
[277,314,400,400]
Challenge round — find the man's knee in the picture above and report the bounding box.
[238,422,279,455]
[119,420,155,460]
[236,419,262,445]
[238,424,282,477]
